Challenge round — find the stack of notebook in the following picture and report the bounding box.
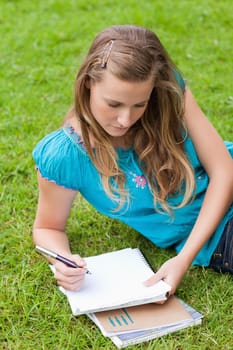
[50,248,203,348]
[88,296,203,348]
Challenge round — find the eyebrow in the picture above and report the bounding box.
[104,98,149,105]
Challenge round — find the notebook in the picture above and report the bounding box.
[88,297,203,348]
[89,296,193,336]
[54,248,171,315]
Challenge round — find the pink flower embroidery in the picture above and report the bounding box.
[131,174,147,189]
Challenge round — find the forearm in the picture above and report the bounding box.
[33,227,72,263]
[32,175,78,261]
[178,173,233,266]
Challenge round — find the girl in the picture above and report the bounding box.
[33,25,233,296]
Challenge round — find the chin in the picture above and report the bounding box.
[109,127,129,136]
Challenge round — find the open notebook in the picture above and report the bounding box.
[54,248,171,315]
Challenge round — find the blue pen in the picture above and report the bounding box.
[35,245,91,274]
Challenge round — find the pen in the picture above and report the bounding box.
[35,245,91,274]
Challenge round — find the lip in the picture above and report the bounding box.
[112,125,129,131]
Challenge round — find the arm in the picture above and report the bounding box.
[145,87,233,294]
[176,87,233,265]
[33,172,87,291]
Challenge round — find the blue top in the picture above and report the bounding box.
[32,125,233,266]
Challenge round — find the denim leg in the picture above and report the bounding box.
[209,217,233,274]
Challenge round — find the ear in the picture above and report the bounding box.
[85,77,91,89]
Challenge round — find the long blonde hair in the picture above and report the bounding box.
[70,25,195,213]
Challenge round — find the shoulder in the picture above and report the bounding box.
[184,88,233,174]
[32,126,88,190]
[174,70,186,93]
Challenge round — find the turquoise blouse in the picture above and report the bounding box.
[32,125,233,267]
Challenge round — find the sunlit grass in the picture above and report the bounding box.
[1,0,232,349]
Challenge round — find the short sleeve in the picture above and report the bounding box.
[225,141,233,158]
[174,70,186,93]
[32,129,84,190]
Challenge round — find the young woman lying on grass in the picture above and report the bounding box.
[32,25,233,297]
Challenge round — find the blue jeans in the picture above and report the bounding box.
[209,216,233,274]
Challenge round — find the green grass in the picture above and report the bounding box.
[1,0,233,349]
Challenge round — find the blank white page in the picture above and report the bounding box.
[59,248,171,315]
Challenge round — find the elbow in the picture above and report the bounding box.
[32,225,38,246]
[32,219,41,245]
[208,164,233,200]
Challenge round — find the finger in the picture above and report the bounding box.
[57,278,85,291]
[55,269,86,291]
[72,255,87,268]
[143,272,164,287]
[54,261,86,277]
[154,300,166,305]
[167,287,175,297]
[55,271,85,284]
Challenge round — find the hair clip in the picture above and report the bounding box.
[101,40,114,68]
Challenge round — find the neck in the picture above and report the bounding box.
[110,134,133,149]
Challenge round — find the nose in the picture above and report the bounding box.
[117,108,133,128]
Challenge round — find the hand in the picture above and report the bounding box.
[144,255,190,297]
[53,254,87,291]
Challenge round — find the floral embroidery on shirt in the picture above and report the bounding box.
[130,172,147,189]
[65,125,87,152]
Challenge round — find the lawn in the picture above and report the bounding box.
[0,0,232,349]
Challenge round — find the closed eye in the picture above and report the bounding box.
[108,103,147,108]
[108,103,121,108]
[134,103,147,108]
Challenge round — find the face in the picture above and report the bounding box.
[88,71,154,138]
